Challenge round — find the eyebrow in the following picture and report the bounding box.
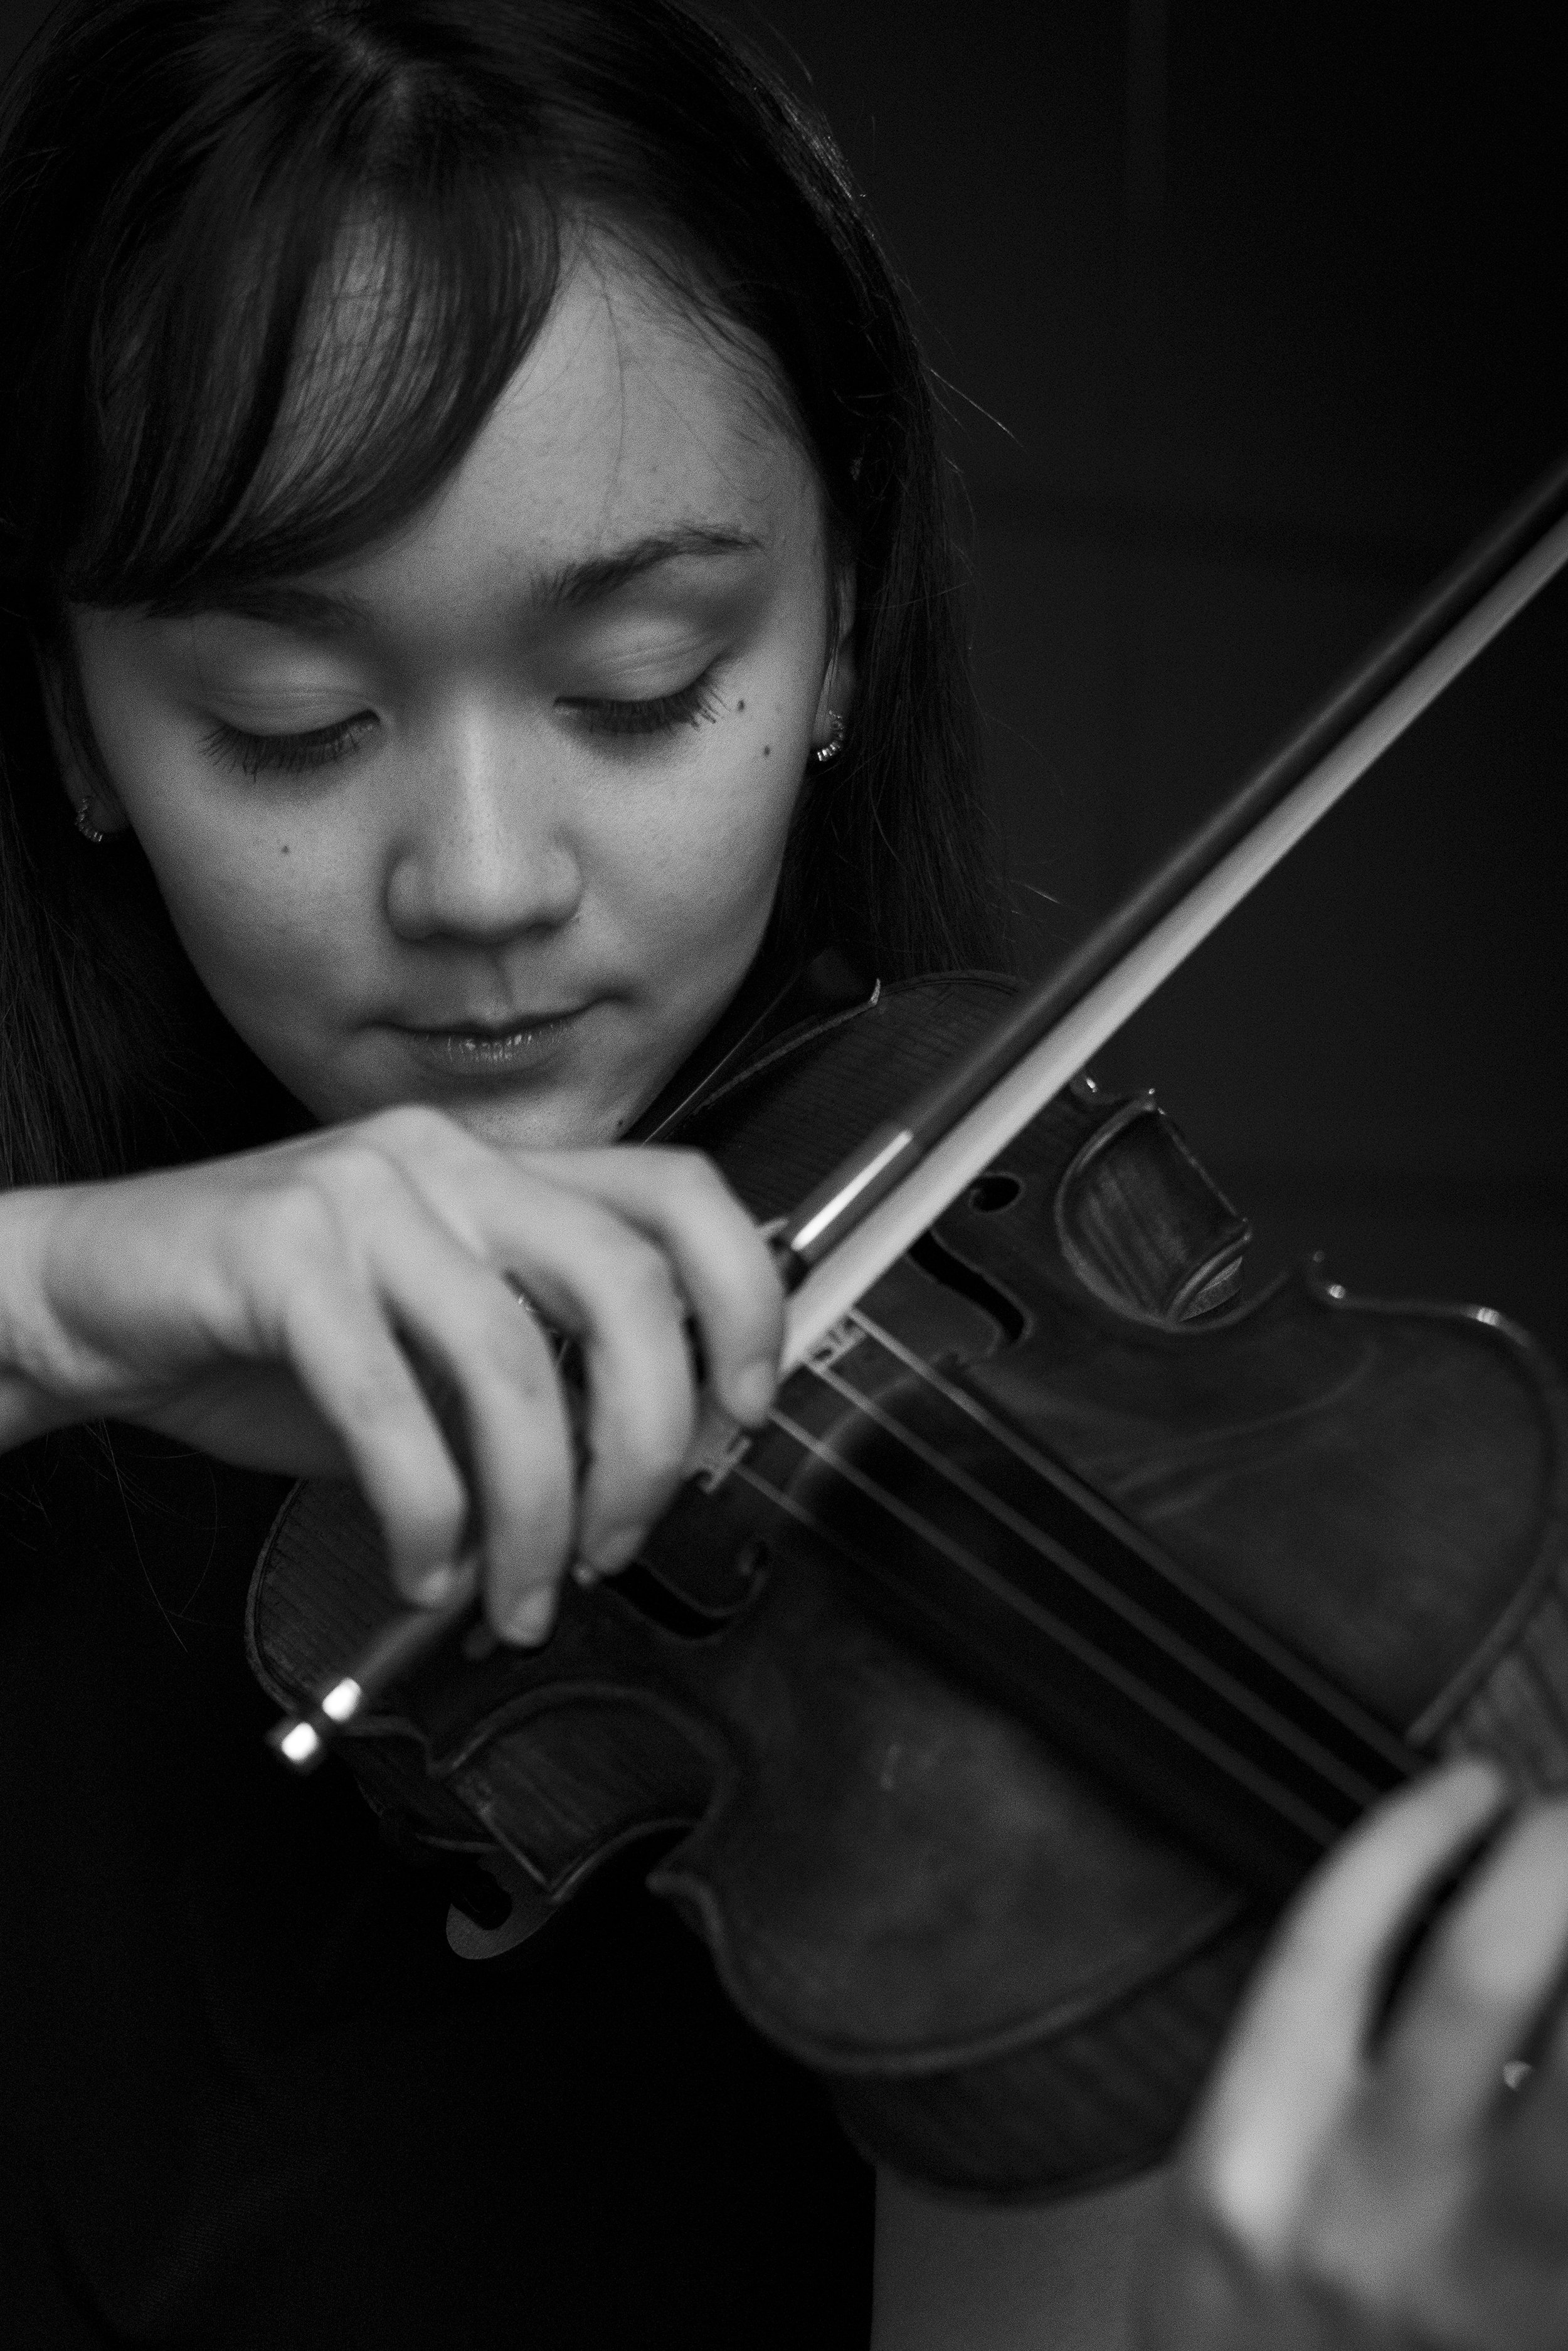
[534,524,765,611]
[188,525,765,634]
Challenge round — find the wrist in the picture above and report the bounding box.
[0,1187,88,1452]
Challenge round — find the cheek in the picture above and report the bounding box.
[682,639,821,891]
[132,790,369,1045]
[617,723,804,957]
[80,667,371,1037]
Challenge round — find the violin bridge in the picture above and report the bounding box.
[686,1321,864,1494]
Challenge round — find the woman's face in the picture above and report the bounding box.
[64,250,849,1149]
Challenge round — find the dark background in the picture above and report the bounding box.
[4,0,1564,1356]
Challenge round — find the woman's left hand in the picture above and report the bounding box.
[1135,1755,1568,2347]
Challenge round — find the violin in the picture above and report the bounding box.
[248,454,1568,2200]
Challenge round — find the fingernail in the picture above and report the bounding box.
[504,1585,557,1647]
[730,1359,777,1425]
[583,1523,646,1576]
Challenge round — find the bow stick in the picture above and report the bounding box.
[270,449,1568,1772]
[777,448,1568,1359]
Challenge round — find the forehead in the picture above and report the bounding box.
[310,244,824,619]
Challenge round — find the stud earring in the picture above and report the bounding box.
[74,799,108,844]
[813,711,846,767]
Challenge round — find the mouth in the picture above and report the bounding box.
[392,1004,595,1080]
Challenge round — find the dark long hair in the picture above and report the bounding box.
[0,0,1002,1189]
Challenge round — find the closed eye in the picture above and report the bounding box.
[200,667,723,774]
[202,711,378,777]
[558,671,721,738]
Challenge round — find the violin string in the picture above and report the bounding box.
[821,1305,1357,1675]
[786,1339,1387,1795]
[277,1257,1387,1818]
[776,480,1568,1361]
[850,1302,1373,1476]
[716,1436,1344,1844]
[743,1305,1409,1808]
[730,1368,1353,1842]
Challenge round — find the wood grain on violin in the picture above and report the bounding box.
[250,976,1568,2201]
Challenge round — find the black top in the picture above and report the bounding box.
[0,1426,874,2347]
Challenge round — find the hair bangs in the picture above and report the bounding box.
[0,0,1004,1194]
[65,38,561,613]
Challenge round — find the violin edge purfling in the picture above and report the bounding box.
[249,975,1568,2199]
[250,453,1568,2195]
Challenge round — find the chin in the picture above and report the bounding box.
[441,1085,629,1154]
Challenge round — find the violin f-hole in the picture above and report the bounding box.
[906,1226,1029,1347]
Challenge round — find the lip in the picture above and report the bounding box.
[391,1004,595,1082]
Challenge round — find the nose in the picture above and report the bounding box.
[383,703,584,945]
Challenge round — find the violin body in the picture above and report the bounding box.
[248,975,1568,2197]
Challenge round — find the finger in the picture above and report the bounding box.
[573,1239,696,1573]
[1377,1794,1568,2141]
[356,1221,578,1635]
[254,1127,582,1632]
[383,1140,728,1574]
[1227,1758,1513,2100]
[513,1147,785,1427]
[363,1117,782,1429]
[465,1192,699,1578]
[280,1277,474,1603]
[1187,1756,1510,2250]
[329,1118,741,1599]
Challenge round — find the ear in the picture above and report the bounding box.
[810,558,858,755]
[30,637,130,839]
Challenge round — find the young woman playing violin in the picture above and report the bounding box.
[3,3,1568,2344]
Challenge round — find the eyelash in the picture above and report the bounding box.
[563,672,722,738]
[201,674,722,777]
[201,713,377,778]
